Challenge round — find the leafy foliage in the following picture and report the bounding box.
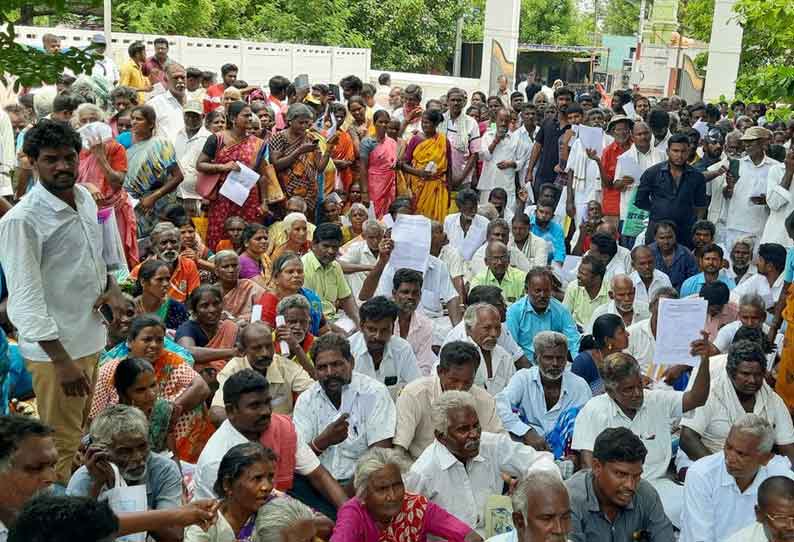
[602,0,640,36]
[678,0,714,41]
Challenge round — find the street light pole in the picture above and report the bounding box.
[103,0,112,50]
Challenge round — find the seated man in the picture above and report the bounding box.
[338,219,382,304]
[209,320,314,424]
[586,232,628,282]
[506,268,581,359]
[493,470,573,542]
[567,427,673,541]
[468,218,531,278]
[562,255,609,328]
[715,293,770,353]
[461,303,516,395]
[701,282,739,341]
[679,340,794,469]
[293,333,396,486]
[127,223,199,303]
[443,188,489,262]
[647,220,698,291]
[592,221,633,273]
[394,341,504,459]
[470,241,527,305]
[9,495,120,542]
[301,223,359,327]
[193,369,347,518]
[680,243,737,297]
[727,475,794,541]
[508,212,548,270]
[571,350,712,527]
[67,405,182,541]
[443,285,529,369]
[630,244,673,305]
[626,287,679,380]
[732,242,787,309]
[681,414,794,542]
[585,274,650,334]
[349,295,421,397]
[391,269,436,376]
[530,202,565,266]
[431,220,466,301]
[495,331,591,458]
[404,390,558,534]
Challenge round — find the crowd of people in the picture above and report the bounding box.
[2,31,794,542]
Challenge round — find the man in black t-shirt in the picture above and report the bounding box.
[526,87,574,194]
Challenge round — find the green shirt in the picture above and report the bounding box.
[562,278,609,327]
[470,266,527,304]
[301,251,352,320]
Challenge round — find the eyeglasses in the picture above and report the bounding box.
[487,255,510,263]
[766,513,794,528]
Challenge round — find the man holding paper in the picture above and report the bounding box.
[588,115,634,230]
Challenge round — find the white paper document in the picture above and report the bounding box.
[219,162,260,206]
[693,119,708,138]
[654,297,707,366]
[390,214,431,272]
[78,121,114,149]
[622,102,637,120]
[616,153,643,183]
[561,255,581,285]
[460,220,488,261]
[250,304,263,322]
[576,125,605,157]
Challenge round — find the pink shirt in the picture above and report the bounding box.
[395,310,437,376]
[330,493,472,542]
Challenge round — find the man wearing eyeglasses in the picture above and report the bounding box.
[727,475,794,541]
[680,414,794,542]
[469,241,527,305]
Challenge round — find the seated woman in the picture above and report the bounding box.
[114,357,177,455]
[274,294,316,374]
[572,313,629,395]
[91,315,213,462]
[270,212,311,261]
[175,212,215,279]
[185,442,278,542]
[258,252,328,337]
[331,448,481,542]
[215,250,265,323]
[255,491,334,542]
[177,285,239,373]
[238,223,272,289]
[133,259,189,331]
[342,202,368,245]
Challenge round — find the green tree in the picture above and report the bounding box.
[602,0,640,36]
[678,0,714,41]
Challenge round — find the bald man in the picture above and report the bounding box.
[585,273,650,334]
[470,241,527,305]
[727,475,794,541]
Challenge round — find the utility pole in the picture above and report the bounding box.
[453,16,463,77]
[103,0,112,48]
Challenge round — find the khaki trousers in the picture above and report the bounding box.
[25,353,100,485]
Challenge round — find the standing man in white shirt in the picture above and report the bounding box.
[441,88,481,190]
[349,296,421,397]
[681,414,794,542]
[762,146,794,248]
[725,127,779,252]
[479,108,531,209]
[404,390,559,534]
[173,100,209,214]
[293,333,396,487]
[89,34,119,87]
[0,120,128,486]
[148,63,187,144]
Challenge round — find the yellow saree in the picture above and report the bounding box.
[408,133,450,222]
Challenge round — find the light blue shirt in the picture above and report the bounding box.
[529,214,566,264]
[495,366,592,437]
[506,297,580,359]
[785,248,794,283]
[679,272,736,298]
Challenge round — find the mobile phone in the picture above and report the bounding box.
[98,304,114,325]
[729,158,740,179]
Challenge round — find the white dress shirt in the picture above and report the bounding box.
[443,320,525,364]
[349,332,421,397]
[338,239,378,304]
[626,317,658,378]
[514,124,540,185]
[444,213,490,262]
[404,432,558,532]
[439,244,466,279]
[0,109,15,196]
[680,452,794,542]
[630,269,673,305]
[726,155,778,237]
[375,255,457,318]
[731,272,784,309]
[714,320,770,353]
[762,162,794,248]
[292,372,396,481]
[585,299,650,334]
[726,522,771,542]
[478,129,531,209]
[149,91,185,144]
[572,389,684,482]
[0,183,107,361]
[614,144,666,220]
[707,158,731,244]
[508,234,548,269]
[469,338,515,396]
[495,366,591,437]
[192,419,320,500]
[174,125,211,201]
[91,56,120,86]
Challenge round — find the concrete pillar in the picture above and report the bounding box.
[480,0,521,94]
[703,0,743,101]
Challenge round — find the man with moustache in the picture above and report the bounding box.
[148,63,187,144]
[495,331,591,457]
[527,87,575,188]
[727,476,794,542]
[194,369,347,518]
[292,333,396,486]
[567,427,673,541]
[681,415,794,542]
[391,269,437,376]
[208,321,313,423]
[404,390,558,535]
[128,223,200,303]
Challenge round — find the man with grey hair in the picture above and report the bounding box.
[585,273,650,334]
[714,292,770,353]
[149,62,187,143]
[727,236,757,285]
[128,222,200,303]
[572,348,712,527]
[209,320,313,424]
[463,303,515,395]
[339,219,383,303]
[681,414,794,542]
[488,470,572,542]
[66,405,183,540]
[405,390,558,534]
[469,218,532,279]
[495,331,590,457]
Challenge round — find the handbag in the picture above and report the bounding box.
[196,133,225,200]
[255,144,286,204]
